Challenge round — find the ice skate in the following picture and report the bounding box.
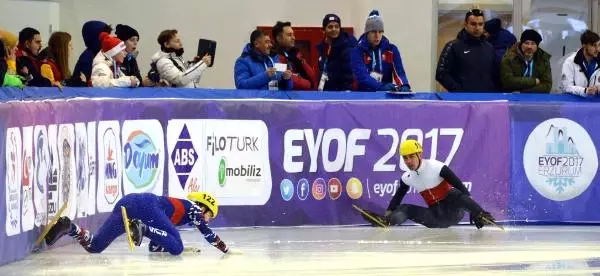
[45,216,72,246]
[129,219,146,246]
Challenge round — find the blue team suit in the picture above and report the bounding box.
[86,193,224,255]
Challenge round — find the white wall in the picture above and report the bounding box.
[54,0,436,91]
[0,0,60,43]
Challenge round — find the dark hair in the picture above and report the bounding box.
[157,29,178,50]
[272,21,292,39]
[18,27,40,46]
[464,8,484,22]
[581,30,600,45]
[250,29,266,46]
[103,24,114,34]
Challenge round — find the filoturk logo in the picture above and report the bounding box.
[523,118,598,201]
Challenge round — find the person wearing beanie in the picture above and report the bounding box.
[500,29,551,93]
[272,21,317,90]
[436,8,497,92]
[484,18,517,88]
[115,24,151,86]
[91,32,139,88]
[0,39,24,88]
[0,30,18,74]
[315,13,357,91]
[72,20,113,87]
[351,10,411,92]
[560,30,600,96]
[149,29,211,88]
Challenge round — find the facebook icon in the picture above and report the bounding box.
[297,178,309,200]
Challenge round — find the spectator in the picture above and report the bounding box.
[560,30,600,96]
[91,32,138,88]
[16,27,51,87]
[115,24,153,86]
[272,21,317,90]
[234,29,292,90]
[40,32,77,89]
[500,29,552,93]
[72,21,112,87]
[149,29,211,88]
[0,39,24,88]
[436,9,496,92]
[485,18,517,88]
[315,14,357,91]
[351,10,411,92]
[0,30,18,74]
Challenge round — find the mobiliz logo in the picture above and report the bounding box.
[218,157,262,187]
[124,130,160,188]
[206,134,259,156]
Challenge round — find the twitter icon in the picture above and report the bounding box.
[280,179,294,201]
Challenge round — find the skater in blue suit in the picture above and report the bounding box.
[45,192,231,255]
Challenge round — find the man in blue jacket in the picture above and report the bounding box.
[316,14,357,91]
[234,30,292,90]
[71,20,112,87]
[351,10,411,92]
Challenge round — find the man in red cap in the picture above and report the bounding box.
[91,32,139,88]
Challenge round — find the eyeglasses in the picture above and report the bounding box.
[465,8,484,20]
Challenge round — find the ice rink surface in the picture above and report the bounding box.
[2,225,600,275]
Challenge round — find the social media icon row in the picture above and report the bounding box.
[280,177,363,201]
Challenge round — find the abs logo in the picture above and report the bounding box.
[171,124,198,189]
[207,134,258,156]
[103,127,120,203]
[523,118,598,201]
[124,130,160,188]
[280,179,294,201]
[297,178,309,200]
[312,178,326,200]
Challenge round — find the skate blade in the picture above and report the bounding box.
[34,199,69,248]
[352,204,389,228]
[481,217,505,231]
[121,206,135,252]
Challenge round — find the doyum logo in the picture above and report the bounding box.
[124,130,160,188]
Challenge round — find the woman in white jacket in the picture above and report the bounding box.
[91,32,139,88]
[560,30,600,96]
[150,29,211,88]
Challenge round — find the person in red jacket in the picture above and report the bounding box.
[272,21,317,90]
[40,32,76,88]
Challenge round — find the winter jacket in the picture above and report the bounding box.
[351,34,410,91]
[436,29,497,92]
[15,49,51,87]
[500,43,552,93]
[150,51,207,88]
[274,47,317,90]
[560,48,600,96]
[72,21,110,87]
[91,51,139,88]
[40,58,63,86]
[485,18,517,66]
[485,18,517,88]
[120,54,143,84]
[315,32,357,91]
[234,43,292,90]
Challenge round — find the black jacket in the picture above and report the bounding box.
[316,32,357,91]
[436,29,498,92]
[120,54,143,84]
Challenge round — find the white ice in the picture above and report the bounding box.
[2,225,600,275]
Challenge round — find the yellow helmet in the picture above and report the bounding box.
[399,139,423,156]
[187,192,219,218]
